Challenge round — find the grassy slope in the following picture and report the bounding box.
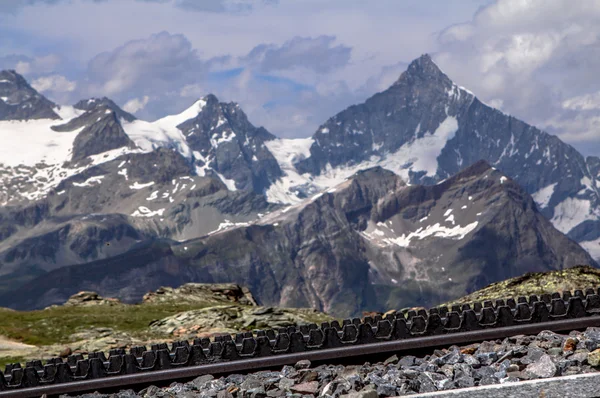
[0,302,216,347]
[440,265,600,307]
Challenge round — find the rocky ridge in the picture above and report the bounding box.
[0,70,59,120]
[269,54,600,263]
[0,283,332,366]
[2,161,595,316]
[440,265,600,308]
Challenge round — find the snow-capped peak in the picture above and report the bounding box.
[156,98,207,128]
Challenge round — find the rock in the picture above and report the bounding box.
[241,377,263,391]
[563,337,578,352]
[291,381,319,394]
[149,305,331,338]
[340,390,378,398]
[278,377,295,390]
[519,348,545,365]
[455,375,475,388]
[548,347,563,357]
[59,346,72,358]
[298,370,318,383]
[143,283,258,306]
[216,391,234,398]
[294,359,311,370]
[63,291,122,307]
[460,345,478,355]
[266,389,285,397]
[568,351,589,365]
[192,374,215,389]
[397,355,416,368]
[587,348,600,367]
[376,383,398,396]
[384,354,399,365]
[526,354,557,378]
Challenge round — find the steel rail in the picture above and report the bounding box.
[2,288,600,397]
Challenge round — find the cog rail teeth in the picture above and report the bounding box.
[2,288,600,397]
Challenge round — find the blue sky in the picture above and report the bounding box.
[1,0,600,156]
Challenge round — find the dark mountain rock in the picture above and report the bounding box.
[0,146,276,288]
[179,94,283,193]
[74,97,136,122]
[290,54,600,259]
[3,161,593,315]
[0,70,60,120]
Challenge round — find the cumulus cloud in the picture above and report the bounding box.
[0,54,61,75]
[563,92,600,111]
[244,36,352,74]
[85,31,207,96]
[123,95,150,113]
[434,0,600,153]
[31,74,76,92]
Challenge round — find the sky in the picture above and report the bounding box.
[1,0,600,156]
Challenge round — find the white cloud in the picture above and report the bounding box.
[15,61,30,74]
[244,35,352,74]
[31,74,77,92]
[563,92,600,111]
[123,95,150,113]
[85,31,208,96]
[434,0,600,154]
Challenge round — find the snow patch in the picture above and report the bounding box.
[532,183,557,209]
[216,173,237,191]
[208,219,250,235]
[579,238,600,261]
[117,168,128,180]
[131,206,165,217]
[382,221,479,247]
[264,137,314,204]
[121,99,206,160]
[551,197,594,234]
[130,181,155,190]
[73,175,104,187]
[146,190,159,201]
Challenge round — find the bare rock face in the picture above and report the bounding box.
[4,161,596,317]
[142,283,258,306]
[148,305,330,338]
[62,291,122,307]
[0,70,60,120]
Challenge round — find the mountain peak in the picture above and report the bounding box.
[393,53,451,87]
[0,69,60,120]
[202,94,220,105]
[0,69,25,84]
[74,97,136,122]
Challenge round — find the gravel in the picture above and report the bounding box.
[62,327,600,398]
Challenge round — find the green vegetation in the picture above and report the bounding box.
[0,302,214,347]
[440,265,600,308]
[0,356,26,371]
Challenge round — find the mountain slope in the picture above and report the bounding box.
[0,70,60,120]
[0,146,277,289]
[265,54,600,262]
[2,161,594,315]
[0,72,283,289]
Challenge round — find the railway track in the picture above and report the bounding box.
[2,288,600,398]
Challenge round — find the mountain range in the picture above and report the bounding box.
[0,55,598,316]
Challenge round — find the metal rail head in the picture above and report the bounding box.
[2,287,600,397]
